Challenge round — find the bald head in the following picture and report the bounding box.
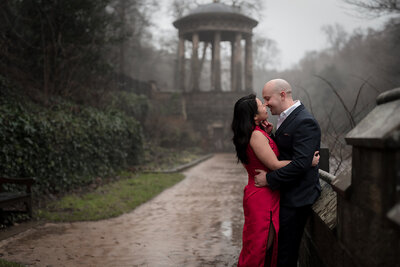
[262,79,295,115]
[264,79,293,96]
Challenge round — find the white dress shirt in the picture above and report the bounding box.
[276,100,301,130]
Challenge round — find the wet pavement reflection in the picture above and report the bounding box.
[0,153,247,266]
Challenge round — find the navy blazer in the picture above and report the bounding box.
[266,104,321,208]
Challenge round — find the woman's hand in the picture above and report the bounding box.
[261,120,273,135]
[254,169,269,187]
[312,151,320,167]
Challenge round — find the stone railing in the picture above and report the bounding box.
[299,87,400,267]
[318,169,336,185]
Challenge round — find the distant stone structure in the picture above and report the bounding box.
[173,2,258,151]
[301,87,400,267]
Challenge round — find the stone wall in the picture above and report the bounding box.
[183,91,251,151]
[299,88,400,267]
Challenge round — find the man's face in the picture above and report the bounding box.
[262,83,282,115]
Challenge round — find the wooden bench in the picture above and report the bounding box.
[0,177,35,217]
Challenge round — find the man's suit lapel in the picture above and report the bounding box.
[275,104,305,136]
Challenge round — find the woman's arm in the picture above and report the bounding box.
[265,118,321,189]
[250,131,290,170]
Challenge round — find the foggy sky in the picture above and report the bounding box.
[152,0,393,70]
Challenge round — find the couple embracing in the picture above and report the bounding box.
[232,79,322,267]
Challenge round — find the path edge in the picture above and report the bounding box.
[0,154,215,241]
[143,153,214,173]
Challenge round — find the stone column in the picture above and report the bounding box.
[191,32,199,91]
[211,41,214,90]
[212,31,221,91]
[230,40,235,92]
[234,32,242,92]
[245,34,253,92]
[178,36,185,92]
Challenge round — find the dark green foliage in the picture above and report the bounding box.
[161,93,183,116]
[0,92,143,194]
[0,258,25,267]
[0,0,120,99]
[108,91,150,123]
[0,210,30,228]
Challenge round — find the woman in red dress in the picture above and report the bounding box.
[232,94,319,267]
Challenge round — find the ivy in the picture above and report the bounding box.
[0,96,143,194]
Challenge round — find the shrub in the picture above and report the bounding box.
[107,91,150,123]
[0,96,143,194]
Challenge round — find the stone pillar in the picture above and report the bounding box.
[233,32,243,92]
[245,34,253,92]
[191,32,199,91]
[178,36,185,92]
[230,40,235,92]
[212,31,221,91]
[211,41,214,90]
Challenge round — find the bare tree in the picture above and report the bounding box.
[315,75,356,128]
[312,76,379,174]
[170,0,198,19]
[321,24,349,52]
[343,0,400,17]
[320,106,352,175]
[229,0,265,20]
[253,36,281,71]
[110,0,158,77]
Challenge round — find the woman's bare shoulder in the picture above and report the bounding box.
[251,129,270,143]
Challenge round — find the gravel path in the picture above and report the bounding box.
[0,153,247,267]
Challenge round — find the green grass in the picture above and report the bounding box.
[140,146,205,171]
[0,259,25,267]
[36,172,185,222]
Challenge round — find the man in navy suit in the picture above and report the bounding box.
[254,79,321,267]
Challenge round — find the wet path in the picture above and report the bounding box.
[0,154,247,266]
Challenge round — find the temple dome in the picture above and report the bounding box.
[173,2,258,37]
[187,2,242,16]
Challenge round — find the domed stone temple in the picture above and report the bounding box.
[173,1,258,92]
[173,1,258,151]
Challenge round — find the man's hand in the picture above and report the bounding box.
[312,151,320,167]
[261,120,274,135]
[254,169,268,187]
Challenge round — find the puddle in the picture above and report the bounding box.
[0,153,247,266]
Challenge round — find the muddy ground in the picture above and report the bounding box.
[0,153,247,267]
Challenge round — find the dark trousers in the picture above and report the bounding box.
[277,205,312,267]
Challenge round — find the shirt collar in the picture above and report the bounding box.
[277,100,301,129]
[280,100,301,119]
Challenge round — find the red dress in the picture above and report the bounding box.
[238,126,280,267]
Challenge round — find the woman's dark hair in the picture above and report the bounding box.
[231,94,258,164]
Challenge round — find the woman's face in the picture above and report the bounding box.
[254,98,268,124]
